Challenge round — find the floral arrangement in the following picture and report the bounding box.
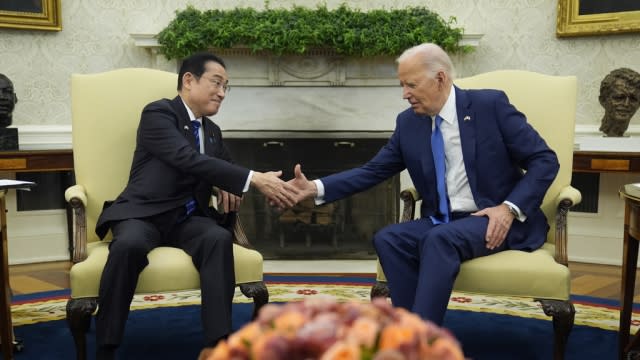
[200,298,464,360]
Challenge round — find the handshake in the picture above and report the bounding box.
[250,163,315,210]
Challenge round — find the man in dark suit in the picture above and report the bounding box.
[287,43,559,325]
[94,52,298,360]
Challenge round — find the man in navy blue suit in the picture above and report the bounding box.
[288,43,559,325]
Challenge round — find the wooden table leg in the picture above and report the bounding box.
[620,201,639,359]
[0,190,13,359]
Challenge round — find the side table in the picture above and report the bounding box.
[0,181,36,360]
[619,184,640,359]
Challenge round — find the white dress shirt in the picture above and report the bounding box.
[314,85,524,221]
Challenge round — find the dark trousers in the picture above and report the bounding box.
[373,214,515,325]
[95,208,235,349]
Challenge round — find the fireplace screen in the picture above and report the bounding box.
[225,135,400,260]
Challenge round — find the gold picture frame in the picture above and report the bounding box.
[0,0,61,31]
[557,0,640,37]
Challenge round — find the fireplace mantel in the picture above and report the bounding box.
[131,33,483,87]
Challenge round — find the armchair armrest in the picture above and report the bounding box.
[65,184,89,263]
[399,187,421,222]
[65,184,87,206]
[555,185,581,209]
[553,185,582,266]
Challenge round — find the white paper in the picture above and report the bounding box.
[0,179,36,190]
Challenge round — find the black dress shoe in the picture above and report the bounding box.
[97,344,117,360]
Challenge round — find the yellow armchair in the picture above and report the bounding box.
[65,68,268,360]
[371,70,581,360]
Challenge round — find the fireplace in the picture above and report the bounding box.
[225,131,399,260]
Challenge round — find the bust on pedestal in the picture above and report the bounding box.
[0,74,18,151]
[599,67,640,137]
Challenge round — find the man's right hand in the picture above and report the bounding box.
[288,164,318,202]
[250,170,299,209]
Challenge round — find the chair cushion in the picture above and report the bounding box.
[376,243,570,300]
[70,241,264,298]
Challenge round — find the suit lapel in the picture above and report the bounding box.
[202,119,217,156]
[170,96,198,146]
[417,114,436,187]
[455,87,478,196]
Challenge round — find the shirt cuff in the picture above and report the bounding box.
[313,179,325,205]
[243,170,253,193]
[504,200,526,222]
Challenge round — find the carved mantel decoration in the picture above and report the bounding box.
[131,33,482,88]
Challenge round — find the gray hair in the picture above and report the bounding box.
[396,43,456,80]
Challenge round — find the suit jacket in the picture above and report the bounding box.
[95,96,250,239]
[320,87,560,250]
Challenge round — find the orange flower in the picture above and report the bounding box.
[421,337,465,360]
[346,317,379,348]
[378,324,418,350]
[227,322,261,352]
[272,309,306,336]
[319,341,361,360]
[251,332,290,360]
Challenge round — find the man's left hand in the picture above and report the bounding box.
[471,203,514,250]
[217,189,242,213]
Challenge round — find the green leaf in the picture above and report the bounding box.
[157,2,471,60]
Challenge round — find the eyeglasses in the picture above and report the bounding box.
[201,76,230,94]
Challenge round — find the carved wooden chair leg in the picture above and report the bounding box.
[370,281,390,299]
[66,297,98,360]
[537,298,575,360]
[239,281,269,319]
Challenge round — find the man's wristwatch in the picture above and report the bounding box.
[506,203,519,218]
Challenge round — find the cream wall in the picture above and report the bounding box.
[1,0,639,128]
[0,0,639,264]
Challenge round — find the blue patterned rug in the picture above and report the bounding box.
[5,274,631,359]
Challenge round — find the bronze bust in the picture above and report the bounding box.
[0,74,18,128]
[598,68,640,137]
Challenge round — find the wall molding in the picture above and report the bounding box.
[14,123,637,149]
[13,124,72,150]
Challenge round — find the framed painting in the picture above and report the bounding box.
[0,0,61,31]
[557,0,640,37]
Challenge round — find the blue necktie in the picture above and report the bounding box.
[430,115,449,224]
[191,120,201,152]
[184,120,201,218]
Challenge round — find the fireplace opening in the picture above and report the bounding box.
[225,133,400,260]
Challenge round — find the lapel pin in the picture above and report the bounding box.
[183,125,189,130]
[463,116,471,121]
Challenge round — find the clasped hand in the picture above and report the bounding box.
[251,169,308,209]
[260,164,317,210]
